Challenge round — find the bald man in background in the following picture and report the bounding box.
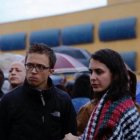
[8,61,26,89]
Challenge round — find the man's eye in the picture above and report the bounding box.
[9,68,14,73]
[37,64,44,70]
[16,69,22,72]
[28,64,33,68]
[26,63,34,69]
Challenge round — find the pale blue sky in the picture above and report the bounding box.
[0,0,107,23]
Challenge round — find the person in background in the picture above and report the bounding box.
[51,75,67,91]
[71,74,93,99]
[71,74,93,113]
[8,61,26,89]
[0,68,4,99]
[65,80,74,97]
[127,66,140,112]
[64,48,140,140]
[0,43,77,140]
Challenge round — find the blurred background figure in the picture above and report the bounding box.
[71,73,93,113]
[72,73,93,99]
[0,68,4,99]
[65,80,74,97]
[127,66,140,112]
[50,74,67,91]
[8,61,26,89]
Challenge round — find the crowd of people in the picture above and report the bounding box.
[0,43,140,140]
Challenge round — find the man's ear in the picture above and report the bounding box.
[49,69,54,75]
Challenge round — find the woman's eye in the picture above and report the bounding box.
[95,69,103,75]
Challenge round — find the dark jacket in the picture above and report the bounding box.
[0,78,77,140]
[0,90,4,99]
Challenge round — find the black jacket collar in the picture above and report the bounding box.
[23,77,55,99]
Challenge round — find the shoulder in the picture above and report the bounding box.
[51,87,72,107]
[0,86,25,113]
[112,96,135,113]
[102,96,138,123]
[0,85,24,104]
[53,87,71,99]
[80,100,94,111]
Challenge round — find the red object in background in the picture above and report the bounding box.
[54,53,88,74]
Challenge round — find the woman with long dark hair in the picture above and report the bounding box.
[64,49,140,140]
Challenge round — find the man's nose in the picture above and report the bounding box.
[31,67,38,73]
[11,69,16,74]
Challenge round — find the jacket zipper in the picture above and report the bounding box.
[40,93,45,123]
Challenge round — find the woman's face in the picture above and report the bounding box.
[89,59,112,93]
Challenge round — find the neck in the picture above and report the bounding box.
[93,89,109,101]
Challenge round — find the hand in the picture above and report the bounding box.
[63,133,79,140]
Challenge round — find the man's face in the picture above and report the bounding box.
[89,59,112,93]
[25,53,52,90]
[8,62,26,87]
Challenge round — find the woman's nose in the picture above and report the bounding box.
[90,72,97,80]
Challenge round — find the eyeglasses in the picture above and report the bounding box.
[25,63,50,72]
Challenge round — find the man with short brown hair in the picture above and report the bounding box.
[0,43,77,140]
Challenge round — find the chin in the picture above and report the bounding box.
[28,81,38,87]
[93,89,102,93]
[94,88,109,94]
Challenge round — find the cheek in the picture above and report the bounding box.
[101,76,112,87]
[20,75,25,81]
[20,72,26,78]
[40,72,49,79]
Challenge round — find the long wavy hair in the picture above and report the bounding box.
[91,49,130,101]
